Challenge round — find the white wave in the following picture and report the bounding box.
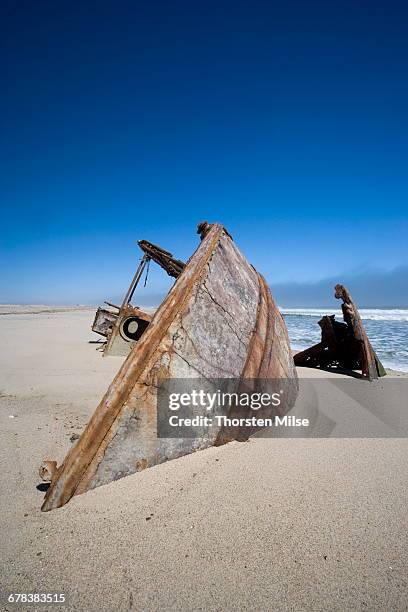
[280,308,408,322]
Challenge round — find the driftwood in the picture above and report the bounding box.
[294,284,386,380]
[41,223,298,511]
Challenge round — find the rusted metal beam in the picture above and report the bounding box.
[334,284,386,379]
[137,240,185,278]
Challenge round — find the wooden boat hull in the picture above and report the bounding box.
[42,224,298,511]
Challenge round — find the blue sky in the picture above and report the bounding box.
[1,1,407,305]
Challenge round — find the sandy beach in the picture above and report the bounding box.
[1,309,407,611]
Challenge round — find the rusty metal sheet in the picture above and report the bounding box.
[91,307,118,338]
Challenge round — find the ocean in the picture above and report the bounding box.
[282,308,408,373]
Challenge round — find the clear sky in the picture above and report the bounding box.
[1,1,407,305]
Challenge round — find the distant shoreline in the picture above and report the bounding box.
[0,304,96,315]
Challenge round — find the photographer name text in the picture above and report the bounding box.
[168,414,309,428]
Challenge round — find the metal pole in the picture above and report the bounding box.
[120,255,149,309]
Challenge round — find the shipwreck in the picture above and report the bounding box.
[92,240,185,356]
[41,222,298,511]
[294,284,386,380]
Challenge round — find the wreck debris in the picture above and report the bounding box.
[197,220,211,240]
[92,241,185,356]
[138,240,185,278]
[294,284,386,379]
[39,460,57,483]
[41,222,298,511]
